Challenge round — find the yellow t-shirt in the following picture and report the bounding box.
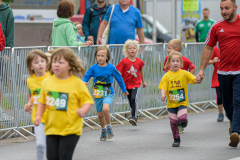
[27,72,50,123]
[159,69,196,108]
[39,74,94,136]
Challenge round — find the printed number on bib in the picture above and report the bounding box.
[32,89,41,105]
[46,91,69,111]
[169,89,186,103]
[93,85,109,98]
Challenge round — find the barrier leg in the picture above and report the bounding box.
[110,114,124,124]
[83,120,94,129]
[144,110,158,119]
[138,110,152,120]
[85,118,101,127]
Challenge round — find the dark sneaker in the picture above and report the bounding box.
[178,126,184,134]
[229,121,232,136]
[107,128,114,139]
[100,131,107,141]
[129,117,137,126]
[229,133,239,147]
[172,138,181,147]
[217,113,224,122]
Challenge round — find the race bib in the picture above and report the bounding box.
[168,89,186,103]
[46,91,69,111]
[93,84,110,98]
[32,89,41,105]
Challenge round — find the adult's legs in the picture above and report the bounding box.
[218,74,233,121]
[34,123,46,160]
[58,134,80,160]
[232,74,240,134]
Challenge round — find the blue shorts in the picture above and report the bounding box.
[94,94,114,112]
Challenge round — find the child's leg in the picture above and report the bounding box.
[102,103,111,125]
[34,123,46,160]
[177,106,188,128]
[127,88,139,119]
[46,135,60,160]
[167,108,180,139]
[58,134,80,160]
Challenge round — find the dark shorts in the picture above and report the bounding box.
[215,87,222,105]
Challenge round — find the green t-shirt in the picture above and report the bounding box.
[195,19,215,42]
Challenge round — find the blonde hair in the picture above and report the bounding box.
[123,39,139,57]
[95,45,111,63]
[45,48,55,57]
[164,51,183,69]
[168,39,183,52]
[48,48,85,77]
[26,50,48,75]
[73,22,80,26]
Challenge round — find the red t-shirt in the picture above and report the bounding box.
[210,46,220,88]
[205,15,240,73]
[116,57,145,89]
[0,23,5,51]
[163,55,196,72]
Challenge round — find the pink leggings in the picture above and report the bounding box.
[167,106,188,139]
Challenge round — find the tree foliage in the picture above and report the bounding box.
[2,0,14,4]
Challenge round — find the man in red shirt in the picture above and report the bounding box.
[196,0,240,148]
[0,23,5,51]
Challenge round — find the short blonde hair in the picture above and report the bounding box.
[48,48,85,77]
[164,51,183,69]
[26,50,48,75]
[123,39,139,57]
[95,45,111,63]
[168,39,183,52]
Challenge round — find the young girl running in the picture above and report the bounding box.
[24,50,50,160]
[83,45,128,141]
[34,48,94,160]
[116,39,147,126]
[159,51,199,147]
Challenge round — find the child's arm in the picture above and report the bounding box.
[77,103,92,118]
[24,91,32,114]
[113,67,129,95]
[34,102,46,126]
[82,67,94,85]
[140,70,147,88]
[208,57,218,65]
[161,89,166,101]
[190,68,196,74]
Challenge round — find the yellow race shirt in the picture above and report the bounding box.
[39,74,94,136]
[159,69,196,108]
[27,72,50,123]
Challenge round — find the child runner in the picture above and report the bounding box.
[159,51,199,147]
[24,50,50,160]
[116,39,147,126]
[208,46,224,122]
[34,48,94,160]
[163,39,196,134]
[83,45,128,141]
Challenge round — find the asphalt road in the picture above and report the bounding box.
[1,110,240,160]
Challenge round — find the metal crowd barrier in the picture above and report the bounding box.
[0,43,217,139]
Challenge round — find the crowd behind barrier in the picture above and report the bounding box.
[0,43,217,139]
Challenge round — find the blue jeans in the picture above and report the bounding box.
[218,74,240,134]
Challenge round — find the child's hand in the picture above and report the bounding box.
[34,116,41,126]
[87,36,94,43]
[123,92,129,96]
[161,95,166,101]
[142,82,147,88]
[24,103,32,114]
[83,82,88,85]
[77,108,87,118]
[213,57,218,63]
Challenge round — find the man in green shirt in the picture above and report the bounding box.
[195,8,215,42]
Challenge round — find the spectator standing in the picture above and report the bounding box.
[52,1,93,46]
[0,0,14,47]
[82,0,111,44]
[195,8,215,42]
[97,0,145,44]
[196,0,240,148]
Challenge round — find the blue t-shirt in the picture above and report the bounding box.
[82,63,127,95]
[104,4,143,44]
